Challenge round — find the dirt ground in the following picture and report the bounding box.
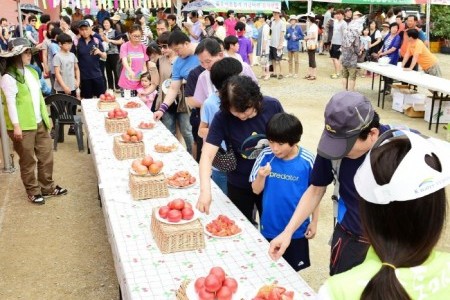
[1,53,449,300]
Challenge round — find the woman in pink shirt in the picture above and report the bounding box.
[118,25,149,95]
[224,10,237,37]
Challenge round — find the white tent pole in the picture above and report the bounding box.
[176,0,182,24]
[17,0,24,37]
[0,94,14,173]
[307,0,312,14]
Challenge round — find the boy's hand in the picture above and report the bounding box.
[268,231,292,261]
[258,162,271,178]
[64,87,71,95]
[305,222,317,239]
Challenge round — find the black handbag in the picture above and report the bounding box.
[211,122,236,172]
[212,143,237,172]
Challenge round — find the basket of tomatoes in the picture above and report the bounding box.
[105,108,130,134]
[113,128,145,160]
[97,91,119,111]
[151,200,205,254]
[129,155,169,200]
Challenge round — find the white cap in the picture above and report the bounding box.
[216,16,224,22]
[289,15,297,21]
[272,9,281,14]
[306,12,315,18]
[354,130,450,205]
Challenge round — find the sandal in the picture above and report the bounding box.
[43,185,68,198]
[303,75,311,79]
[263,75,270,81]
[28,194,45,205]
[307,76,317,80]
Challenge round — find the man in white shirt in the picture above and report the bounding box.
[330,9,347,79]
[269,9,286,79]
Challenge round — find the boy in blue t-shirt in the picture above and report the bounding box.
[250,113,318,271]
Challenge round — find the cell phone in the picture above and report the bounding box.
[90,45,98,55]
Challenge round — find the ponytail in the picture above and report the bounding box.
[361,265,411,300]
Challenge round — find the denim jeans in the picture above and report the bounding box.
[161,111,194,154]
[212,169,227,194]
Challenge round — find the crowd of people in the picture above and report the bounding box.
[1,4,449,298]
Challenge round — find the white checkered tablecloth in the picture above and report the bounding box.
[82,98,316,300]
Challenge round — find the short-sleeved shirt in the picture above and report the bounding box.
[407,39,437,71]
[185,65,205,97]
[74,36,105,80]
[224,18,237,37]
[53,51,78,92]
[38,24,47,43]
[270,20,286,48]
[48,41,61,74]
[237,36,253,64]
[206,96,284,189]
[190,20,202,43]
[201,93,225,150]
[104,29,119,55]
[118,41,149,90]
[249,147,315,239]
[193,63,258,106]
[310,124,391,236]
[172,54,200,81]
[331,20,347,45]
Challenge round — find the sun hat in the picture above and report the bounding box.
[77,20,91,28]
[317,91,374,160]
[111,14,121,21]
[381,22,390,27]
[272,8,281,14]
[345,7,352,12]
[0,38,35,58]
[289,15,297,21]
[353,11,363,17]
[306,12,316,18]
[216,16,224,23]
[354,129,450,204]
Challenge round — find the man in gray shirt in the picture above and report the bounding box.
[269,9,286,79]
[330,9,347,79]
[321,4,334,55]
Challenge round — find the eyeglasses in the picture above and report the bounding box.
[30,20,37,22]
[158,44,168,49]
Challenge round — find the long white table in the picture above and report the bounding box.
[81,98,316,300]
[358,62,450,133]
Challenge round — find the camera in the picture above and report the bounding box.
[90,45,98,55]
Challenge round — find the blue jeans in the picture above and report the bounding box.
[161,111,194,154]
[212,169,227,194]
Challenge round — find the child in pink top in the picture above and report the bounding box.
[137,72,157,110]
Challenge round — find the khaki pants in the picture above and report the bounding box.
[288,51,299,75]
[8,122,54,196]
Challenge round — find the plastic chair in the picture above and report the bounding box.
[45,94,84,152]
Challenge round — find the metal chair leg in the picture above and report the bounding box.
[54,121,59,151]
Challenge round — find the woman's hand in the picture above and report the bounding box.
[196,191,212,214]
[153,110,163,121]
[13,125,23,141]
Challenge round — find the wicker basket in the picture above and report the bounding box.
[176,280,191,300]
[151,208,205,254]
[97,100,119,111]
[113,136,145,160]
[129,172,169,199]
[105,117,130,134]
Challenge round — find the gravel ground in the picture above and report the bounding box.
[0,52,449,299]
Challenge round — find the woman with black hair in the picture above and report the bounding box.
[318,130,450,299]
[101,18,123,91]
[196,75,284,224]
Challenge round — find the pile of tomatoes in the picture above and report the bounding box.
[158,199,194,223]
[205,215,241,237]
[99,91,116,102]
[194,266,238,300]
[107,108,128,119]
[124,101,141,108]
[131,155,163,176]
[253,285,294,300]
[121,128,143,143]
[167,171,196,188]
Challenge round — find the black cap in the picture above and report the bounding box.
[345,7,352,12]
[77,20,90,28]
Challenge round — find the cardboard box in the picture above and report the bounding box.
[404,102,425,118]
[392,90,404,112]
[424,98,450,124]
[391,85,425,113]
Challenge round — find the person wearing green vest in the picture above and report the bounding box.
[1,38,67,204]
[318,129,450,299]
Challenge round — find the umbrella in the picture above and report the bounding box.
[181,0,216,12]
[20,4,43,15]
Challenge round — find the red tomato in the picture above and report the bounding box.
[167,209,182,223]
[153,160,163,169]
[181,207,194,220]
[268,288,282,300]
[209,266,226,283]
[122,110,128,117]
[100,94,106,101]
[114,108,121,113]
[198,287,215,300]
[204,274,222,293]
[107,111,115,118]
[158,206,170,219]
[127,128,137,136]
[115,111,124,118]
[216,286,232,300]
[121,133,131,142]
[130,135,138,143]
[169,199,185,211]
[222,277,238,293]
[194,277,205,293]
[135,165,148,175]
[282,291,295,300]
[135,131,143,141]
[148,164,161,175]
[184,202,192,209]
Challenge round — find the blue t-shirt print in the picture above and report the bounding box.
[250,147,315,239]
